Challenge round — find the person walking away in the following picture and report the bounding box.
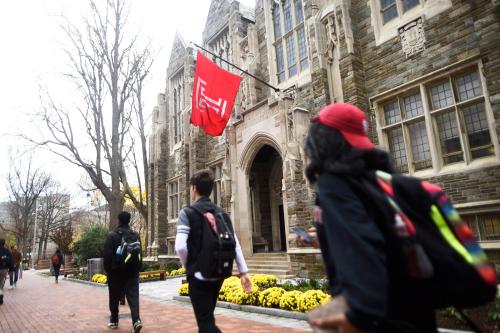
[51,249,64,283]
[9,245,22,288]
[301,103,496,333]
[103,211,143,332]
[175,169,252,333]
[0,231,14,305]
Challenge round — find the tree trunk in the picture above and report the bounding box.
[108,196,124,229]
[43,236,49,259]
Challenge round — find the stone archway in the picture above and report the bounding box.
[248,145,286,253]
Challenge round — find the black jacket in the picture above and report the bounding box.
[103,225,141,274]
[52,253,64,268]
[0,246,14,271]
[317,173,437,333]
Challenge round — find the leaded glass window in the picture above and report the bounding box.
[272,0,308,83]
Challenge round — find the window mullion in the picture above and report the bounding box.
[395,0,403,17]
[420,83,440,172]
[448,76,469,164]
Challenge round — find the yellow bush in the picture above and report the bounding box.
[251,274,277,289]
[297,290,330,312]
[170,267,186,276]
[279,290,303,311]
[226,285,260,305]
[178,283,189,296]
[258,287,286,308]
[91,274,107,284]
[218,277,241,302]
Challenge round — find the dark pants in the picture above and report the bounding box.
[188,276,224,333]
[53,266,61,280]
[9,266,19,285]
[108,272,140,324]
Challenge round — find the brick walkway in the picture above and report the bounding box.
[0,271,309,333]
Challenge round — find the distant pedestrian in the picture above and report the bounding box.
[103,211,142,332]
[175,169,252,333]
[0,231,14,305]
[51,249,64,284]
[9,245,22,289]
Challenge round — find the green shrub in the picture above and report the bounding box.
[163,261,181,272]
[73,225,108,265]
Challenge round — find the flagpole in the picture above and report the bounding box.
[191,42,280,93]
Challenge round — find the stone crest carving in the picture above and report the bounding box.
[399,17,425,58]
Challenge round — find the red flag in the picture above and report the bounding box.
[191,51,242,136]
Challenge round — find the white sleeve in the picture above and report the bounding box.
[175,209,190,268]
[234,234,248,274]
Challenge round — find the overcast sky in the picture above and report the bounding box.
[0,0,254,208]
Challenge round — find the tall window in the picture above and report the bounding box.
[463,213,500,241]
[379,66,495,173]
[272,0,308,83]
[171,72,184,145]
[168,180,180,219]
[380,0,420,24]
[209,29,231,71]
[210,164,223,206]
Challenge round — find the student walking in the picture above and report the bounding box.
[103,212,143,332]
[0,231,14,305]
[302,103,496,333]
[51,249,64,284]
[9,245,22,289]
[175,169,252,333]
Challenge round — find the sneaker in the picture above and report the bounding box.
[0,295,3,305]
[132,320,142,333]
[14,283,17,289]
[108,322,118,329]
[8,286,13,290]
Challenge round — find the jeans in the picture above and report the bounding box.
[188,276,224,333]
[53,266,61,280]
[10,265,19,286]
[108,272,140,324]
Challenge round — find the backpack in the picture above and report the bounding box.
[51,254,60,267]
[189,205,236,279]
[372,170,497,310]
[0,252,11,270]
[113,230,142,271]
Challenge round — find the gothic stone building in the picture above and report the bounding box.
[147,0,500,277]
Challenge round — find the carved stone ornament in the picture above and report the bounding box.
[322,15,337,64]
[399,17,425,58]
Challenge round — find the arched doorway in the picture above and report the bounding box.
[248,145,286,253]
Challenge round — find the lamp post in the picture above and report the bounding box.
[32,200,39,269]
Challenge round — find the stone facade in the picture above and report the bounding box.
[148,0,500,275]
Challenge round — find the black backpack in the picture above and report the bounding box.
[112,230,142,271]
[189,205,236,279]
[0,251,11,270]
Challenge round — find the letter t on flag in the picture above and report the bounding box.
[191,51,242,136]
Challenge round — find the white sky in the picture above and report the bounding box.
[0,0,254,208]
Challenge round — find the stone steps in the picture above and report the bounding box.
[235,252,294,278]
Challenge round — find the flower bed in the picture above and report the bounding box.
[178,274,330,313]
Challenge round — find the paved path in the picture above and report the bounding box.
[0,271,310,333]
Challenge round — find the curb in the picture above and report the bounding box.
[172,296,472,333]
[63,277,107,288]
[173,295,307,320]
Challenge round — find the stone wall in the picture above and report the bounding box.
[289,253,326,279]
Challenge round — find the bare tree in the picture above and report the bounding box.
[27,0,151,229]
[6,153,51,258]
[50,223,74,255]
[36,185,71,260]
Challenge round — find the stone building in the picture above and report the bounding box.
[147,0,500,277]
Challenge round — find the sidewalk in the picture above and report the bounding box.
[0,271,310,333]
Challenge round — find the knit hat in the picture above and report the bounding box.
[312,103,375,150]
